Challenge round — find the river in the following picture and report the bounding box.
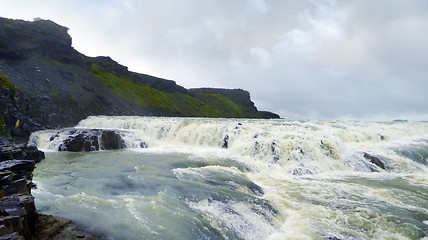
[29,116,428,239]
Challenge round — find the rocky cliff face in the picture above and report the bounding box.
[0,17,279,140]
[1,74,42,142]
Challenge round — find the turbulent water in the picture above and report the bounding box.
[29,116,428,240]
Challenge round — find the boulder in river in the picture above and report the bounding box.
[51,129,126,152]
[363,152,386,171]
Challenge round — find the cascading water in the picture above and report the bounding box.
[29,116,428,239]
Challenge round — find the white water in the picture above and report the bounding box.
[30,116,428,239]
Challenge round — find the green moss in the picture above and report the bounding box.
[169,93,221,117]
[204,94,245,118]
[51,60,63,66]
[50,91,60,98]
[0,74,17,95]
[0,116,10,137]
[91,64,178,111]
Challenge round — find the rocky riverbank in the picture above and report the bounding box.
[33,214,103,240]
[0,137,102,239]
[0,137,43,239]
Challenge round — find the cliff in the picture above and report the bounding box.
[0,17,279,139]
[189,88,280,119]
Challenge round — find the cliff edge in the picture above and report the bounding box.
[0,17,279,140]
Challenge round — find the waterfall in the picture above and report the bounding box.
[29,116,428,176]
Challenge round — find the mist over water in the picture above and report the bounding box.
[30,116,428,239]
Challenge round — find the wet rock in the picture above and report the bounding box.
[363,152,386,170]
[0,232,21,240]
[101,130,125,150]
[292,168,313,175]
[0,160,35,174]
[245,181,264,196]
[222,135,229,149]
[320,140,340,159]
[60,131,99,152]
[54,129,125,152]
[0,138,45,163]
[326,237,342,240]
[139,142,148,148]
[2,179,30,195]
[33,214,103,240]
[271,141,280,162]
[0,195,36,239]
[1,138,44,239]
[0,181,36,239]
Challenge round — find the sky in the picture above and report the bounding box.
[1,0,428,120]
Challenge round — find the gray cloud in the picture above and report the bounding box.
[1,0,428,120]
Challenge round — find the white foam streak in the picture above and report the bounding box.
[188,199,278,240]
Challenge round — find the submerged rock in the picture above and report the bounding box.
[363,152,386,171]
[222,135,229,149]
[33,214,103,240]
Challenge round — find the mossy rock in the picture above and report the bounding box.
[0,116,9,137]
[0,74,17,94]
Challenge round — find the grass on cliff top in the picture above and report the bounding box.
[204,94,245,118]
[91,64,248,117]
[91,64,174,108]
[91,64,219,116]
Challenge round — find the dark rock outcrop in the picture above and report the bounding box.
[257,111,281,119]
[0,19,72,62]
[49,129,126,152]
[100,130,125,150]
[0,138,45,163]
[1,137,45,239]
[1,75,42,142]
[363,152,386,171]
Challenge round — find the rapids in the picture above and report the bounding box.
[29,116,428,239]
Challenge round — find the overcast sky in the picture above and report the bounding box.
[1,0,428,120]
